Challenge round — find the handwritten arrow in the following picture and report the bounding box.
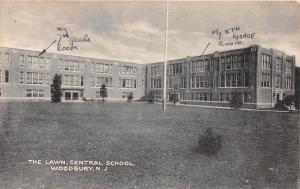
[199,42,211,58]
[39,40,57,56]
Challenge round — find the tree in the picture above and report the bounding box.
[230,93,243,109]
[51,74,62,103]
[127,93,133,103]
[169,93,179,104]
[275,95,295,110]
[100,84,108,102]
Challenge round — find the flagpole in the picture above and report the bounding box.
[163,0,168,111]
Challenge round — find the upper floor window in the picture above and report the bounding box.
[20,55,25,67]
[285,77,292,90]
[275,58,282,72]
[262,54,271,69]
[286,60,292,74]
[0,70,9,83]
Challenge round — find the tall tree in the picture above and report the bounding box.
[51,74,62,103]
[100,84,107,102]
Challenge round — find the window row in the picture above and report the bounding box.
[26,89,44,97]
[169,63,186,75]
[191,60,210,73]
[149,78,161,89]
[91,63,113,74]
[20,55,51,70]
[191,76,210,88]
[119,78,137,88]
[90,76,113,87]
[20,72,50,85]
[63,75,84,86]
[0,53,10,67]
[219,93,251,102]
[220,55,249,70]
[59,60,84,72]
[220,73,249,88]
[149,66,161,77]
[119,66,137,76]
[273,57,293,74]
[190,93,212,101]
[0,70,9,83]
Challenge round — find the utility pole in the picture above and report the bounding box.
[163,0,169,111]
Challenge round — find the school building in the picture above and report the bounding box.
[145,45,296,109]
[0,45,296,109]
[0,47,145,102]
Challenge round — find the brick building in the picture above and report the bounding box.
[145,45,295,109]
[0,45,296,109]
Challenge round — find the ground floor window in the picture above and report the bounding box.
[219,93,231,102]
[191,93,211,101]
[261,73,270,87]
[26,89,44,97]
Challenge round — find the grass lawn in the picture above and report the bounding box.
[0,102,299,189]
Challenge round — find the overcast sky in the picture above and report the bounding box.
[0,1,299,65]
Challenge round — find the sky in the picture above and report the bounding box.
[0,1,299,65]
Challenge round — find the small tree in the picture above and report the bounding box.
[198,127,222,154]
[127,93,133,103]
[51,74,62,103]
[230,93,243,109]
[169,93,179,104]
[100,84,107,102]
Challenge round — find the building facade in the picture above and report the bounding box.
[0,45,296,109]
[145,45,295,109]
[295,67,300,110]
[0,47,145,101]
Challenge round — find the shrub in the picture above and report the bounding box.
[146,92,155,104]
[230,93,243,109]
[275,95,295,110]
[169,93,179,104]
[198,127,222,154]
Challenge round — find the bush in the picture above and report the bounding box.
[169,93,179,104]
[230,93,243,109]
[146,92,155,104]
[198,127,222,154]
[275,95,295,110]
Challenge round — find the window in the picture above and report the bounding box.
[220,74,225,87]
[20,72,24,84]
[226,56,232,70]
[64,60,69,71]
[261,73,270,87]
[26,72,32,84]
[219,93,225,101]
[285,77,292,90]
[286,60,292,74]
[4,70,9,83]
[226,74,231,87]
[38,73,44,84]
[204,60,209,71]
[33,73,38,84]
[26,56,32,68]
[220,57,225,70]
[26,89,44,98]
[4,53,10,66]
[20,55,24,67]
[59,59,64,71]
[276,58,282,72]
[262,54,271,69]
[237,55,243,68]
[275,75,281,88]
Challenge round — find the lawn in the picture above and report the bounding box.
[0,102,299,189]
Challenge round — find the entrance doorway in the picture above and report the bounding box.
[73,92,79,100]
